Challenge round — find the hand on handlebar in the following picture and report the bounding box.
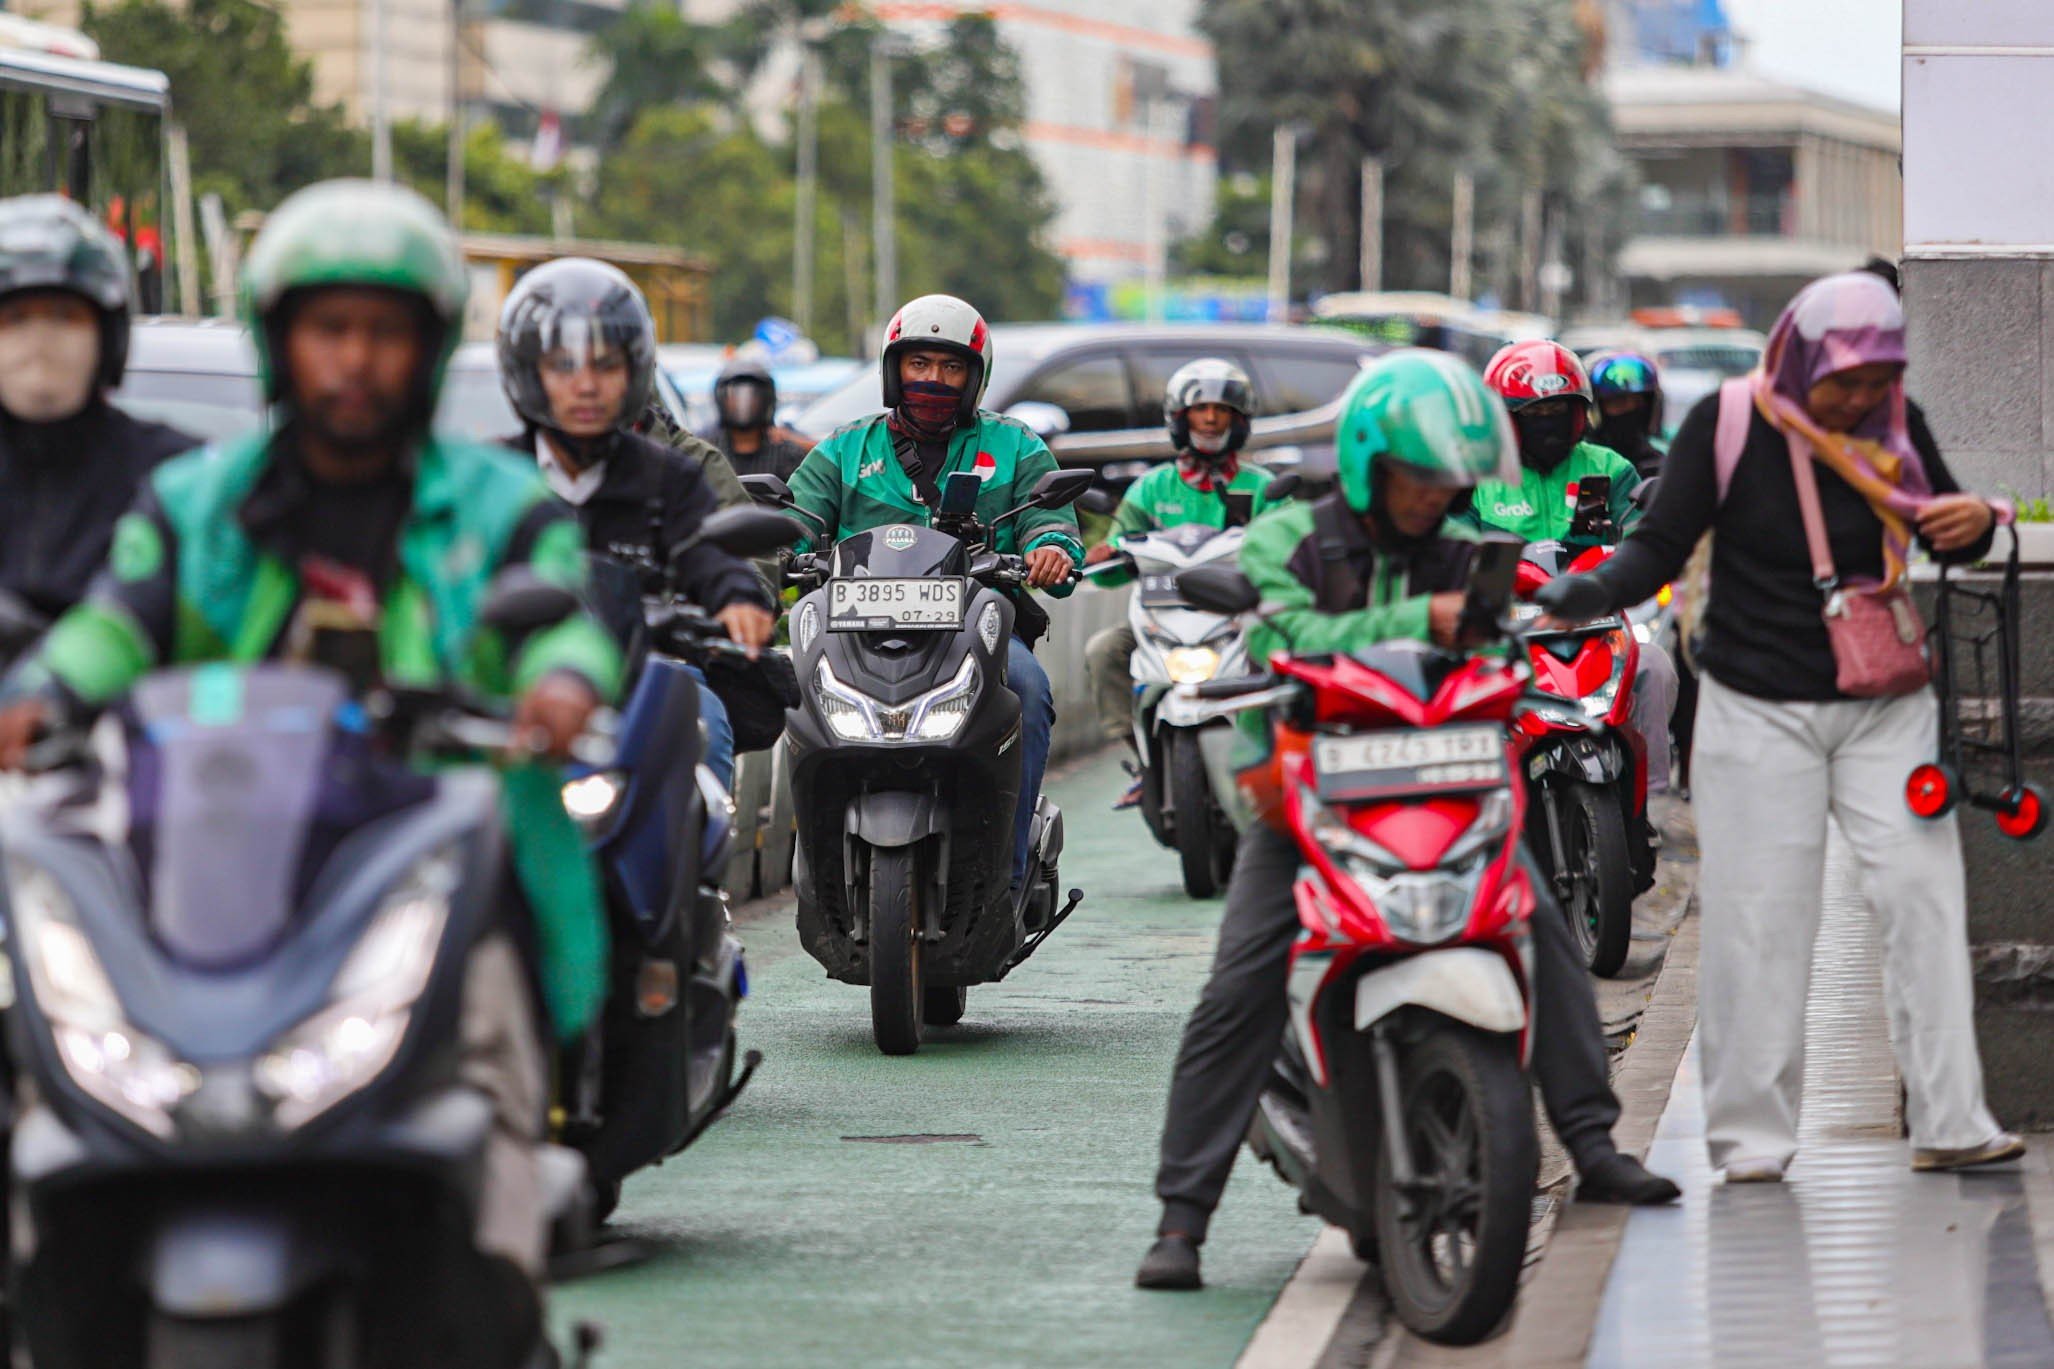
[1023,547,1074,588]
[511,673,601,763]
[0,698,47,771]
[715,602,776,659]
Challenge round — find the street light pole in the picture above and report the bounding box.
[1450,169,1475,302]
[446,0,464,226]
[371,0,392,182]
[793,42,821,337]
[871,37,899,334]
[1266,124,1299,323]
[1359,156,1383,293]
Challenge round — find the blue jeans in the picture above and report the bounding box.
[1008,637,1054,890]
[682,664,735,791]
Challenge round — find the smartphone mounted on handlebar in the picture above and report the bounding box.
[1569,475,1613,542]
[1461,535,1524,639]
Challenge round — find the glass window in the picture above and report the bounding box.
[111,370,264,444]
[1015,352,1134,432]
[1250,348,1371,416]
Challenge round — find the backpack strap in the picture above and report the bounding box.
[1713,377,1754,506]
[1310,494,1366,613]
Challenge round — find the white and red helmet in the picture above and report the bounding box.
[881,293,994,426]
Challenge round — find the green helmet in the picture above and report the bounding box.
[1333,349,1518,516]
[240,179,469,401]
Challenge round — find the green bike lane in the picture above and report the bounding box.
[553,750,1318,1367]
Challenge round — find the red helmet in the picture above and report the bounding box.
[1483,340,1597,426]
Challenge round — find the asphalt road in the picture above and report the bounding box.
[552,750,1319,1367]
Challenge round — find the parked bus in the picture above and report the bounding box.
[0,15,179,311]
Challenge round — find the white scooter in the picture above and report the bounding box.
[1086,523,1253,897]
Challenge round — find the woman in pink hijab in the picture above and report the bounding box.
[1536,271,2019,1182]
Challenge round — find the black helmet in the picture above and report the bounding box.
[0,194,133,388]
[714,355,777,431]
[496,257,656,435]
[1163,358,1256,460]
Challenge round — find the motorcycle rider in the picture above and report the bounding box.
[1588,349,1667,478]
[785,293,1083,893]
[0,195,195,628]
[1467,340,1680,798]
[710,354,810,481]
[1137,351,1678,1292]
[1083,358,1281,809]
[497,257,777,789]
[0,180,623,1346]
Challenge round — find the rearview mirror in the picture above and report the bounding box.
[1263,471,1302,503]
[740,473,794,507]
[1076,486,1120,517]
[1630,476,1661,511]
[695,505,805,558]
[1028,468,1096,510]
[1177,566,1260,616]
[1005,400,1072,440]
[480,568,582,635]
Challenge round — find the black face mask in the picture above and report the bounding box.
[1515,409,1582,473]
[1594,403,1652,454]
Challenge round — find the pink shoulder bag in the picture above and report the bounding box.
[1784,434,1931,698]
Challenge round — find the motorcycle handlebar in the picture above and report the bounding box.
[1191,673,1275,699]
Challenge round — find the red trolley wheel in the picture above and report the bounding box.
[1905,763,1957,820]
[1995,783,2049,841]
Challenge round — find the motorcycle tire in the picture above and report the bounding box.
[923,985,968,1027]
[1171,732,1225,899]
[1564,783,1634,978]
[868,847,924,1056]
[146,1313,278,1369]
[1371,1026,1536,1346]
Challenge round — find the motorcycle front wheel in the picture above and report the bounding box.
[1371,1026,1536,1345]
[1563,782,1634,977]
[867,847,924,1056]
[1170,731,1227,899]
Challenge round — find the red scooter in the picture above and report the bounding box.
[1512,539,1652,977]
[1177,555,1540,1345]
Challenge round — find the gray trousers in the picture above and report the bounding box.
[1154,822,1621,1239]
[1633,639,1680,795]
[1086,623,1138,746]
[1693,673,2000,1168]
[459,934,550,1277]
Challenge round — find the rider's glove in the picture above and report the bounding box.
[1533,574,1612,624]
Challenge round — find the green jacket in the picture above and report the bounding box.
[18,434,623,1039]
[1458,440,1643,550]
[1240,496,1482,670]
[1098,460,1283,589]
[787,412,1084,591]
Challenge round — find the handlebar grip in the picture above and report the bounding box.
[1191,674,1274,699]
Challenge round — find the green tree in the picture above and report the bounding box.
[587,1,729,149]
[391,121,564,236]
[81,0,364,213]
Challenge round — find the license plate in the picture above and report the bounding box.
[827,577,965,630]
[1312,725,1506,800]
[1137,573,1187,609]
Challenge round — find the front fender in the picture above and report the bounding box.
[1526,733,1624,786]
[1354,947,1527,1037]
[845,792,945,848]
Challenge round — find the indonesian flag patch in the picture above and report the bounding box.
[974,451,998,481]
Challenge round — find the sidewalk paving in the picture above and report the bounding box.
[1586,833,2054,1368]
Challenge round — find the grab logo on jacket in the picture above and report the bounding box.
[1489,499,1536,520]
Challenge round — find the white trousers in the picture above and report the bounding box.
[1692,672,1999,1169]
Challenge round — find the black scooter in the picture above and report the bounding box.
[745,469,1091,1055]
[559,504,798,1224]
[1,580,604,1369]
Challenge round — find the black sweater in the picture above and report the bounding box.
[1588,393,1990,702]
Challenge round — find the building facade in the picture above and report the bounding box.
[1606,64,1900,328]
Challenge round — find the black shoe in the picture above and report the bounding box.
[1135,1233,1203,1290]
[1576,1152,1681,1206]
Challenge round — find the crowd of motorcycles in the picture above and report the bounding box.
[0,441,1687,1361]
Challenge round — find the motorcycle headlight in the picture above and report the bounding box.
[1164,646,1221,684]
[8,861,198,1138]
[813,657,979,743]
[1297,786,1481,945]
[1631,622,1653,645]
[794,600,821,653]
[255,846,458,1130]
[562,770,627,835]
